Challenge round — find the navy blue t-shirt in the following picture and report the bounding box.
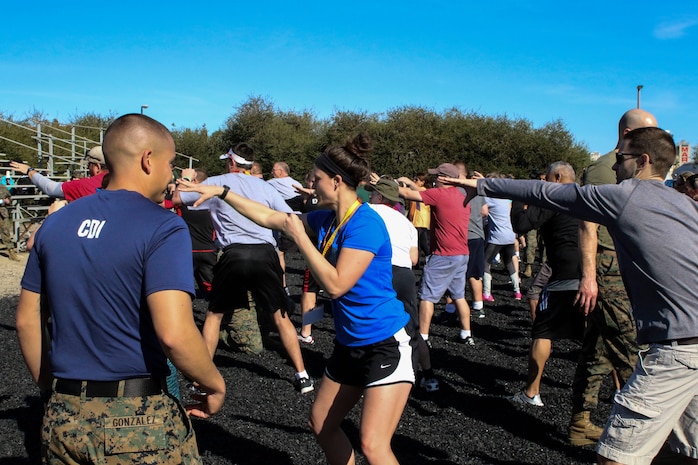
[21,190,195,381]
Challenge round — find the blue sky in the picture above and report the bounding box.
[2,1,696,154]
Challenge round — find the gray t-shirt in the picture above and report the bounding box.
[484,197,515,245]
[180,173,292,247]
[267,176,302,200]
[467,195,486,241]
[477,177,698,344]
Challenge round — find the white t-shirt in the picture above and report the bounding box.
[368,204,418,269]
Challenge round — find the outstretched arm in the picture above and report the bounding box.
[10,162,65,198]
[178,179,289,230]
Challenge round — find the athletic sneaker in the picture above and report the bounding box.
[510,390,544,407]
[419,376,440,392]
[476,309,486,319]
[482,294,495,302]
[455,335,475,346]
[297,332,315,345]
[513,292,523,300]
[296,377,314,394]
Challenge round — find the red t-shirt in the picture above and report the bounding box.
[419,187,470,256]
[61,172,108,201]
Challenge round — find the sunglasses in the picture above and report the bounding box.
[615,152,643,164]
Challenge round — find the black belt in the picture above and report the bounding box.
[54,377,164,397]
[657,337,698,346]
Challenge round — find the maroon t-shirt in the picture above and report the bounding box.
[420,187,470,256]
[62,172,108,201]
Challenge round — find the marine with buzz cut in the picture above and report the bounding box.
[16,113,225,464]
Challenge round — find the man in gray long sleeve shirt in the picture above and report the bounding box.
[446,127,698,465]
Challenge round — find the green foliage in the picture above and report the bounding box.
[221,96,324,179]
[171,126,220,176]
[2,98,592,183]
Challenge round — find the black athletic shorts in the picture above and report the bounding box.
[531,289,584,340]
[325,320,418,387]
[209,243,287,315]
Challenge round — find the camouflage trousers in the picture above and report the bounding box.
[218,291,263,355]
[42,388,200,464]
[571,252,639,413]
[1,215,17,260]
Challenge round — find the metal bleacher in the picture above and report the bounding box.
[1,117,198,251]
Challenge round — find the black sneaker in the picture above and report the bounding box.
[434,311,458,325]
[455,335,475,346]
[419,376,440,392]
[296,377,314,394]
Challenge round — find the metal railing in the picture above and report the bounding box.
[1,118,202,252]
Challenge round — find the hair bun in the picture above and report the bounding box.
[344,132,373,159]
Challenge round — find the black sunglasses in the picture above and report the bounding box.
[615,152,643,164]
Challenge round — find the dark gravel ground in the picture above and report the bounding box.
[0,253,675,464]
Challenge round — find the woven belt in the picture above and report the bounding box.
[658,337,698,346]
[54,377,164,397]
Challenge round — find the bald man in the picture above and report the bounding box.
[567,109,657,446]
[508,161,582,407]
[16,114,225,464]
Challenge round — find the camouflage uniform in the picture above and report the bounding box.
[571,249,639,413]
[43,388,200,464]
[218,291,263,354]
[572,151,640,415]
[0,184,18,260]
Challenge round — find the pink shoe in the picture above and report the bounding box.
[483,294,495,302]
[513,292,522,300]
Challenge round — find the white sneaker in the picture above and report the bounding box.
[297,330,315,345]
[510,390,544,407]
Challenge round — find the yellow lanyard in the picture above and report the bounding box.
[320,199,361,257]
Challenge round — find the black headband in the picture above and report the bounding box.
[314,153,357,188]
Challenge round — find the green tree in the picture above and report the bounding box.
[221,96,324,179]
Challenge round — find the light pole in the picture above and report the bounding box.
[140,104,149,114]
[636,85,643,109]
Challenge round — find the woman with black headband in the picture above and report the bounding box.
[179,133,418,465]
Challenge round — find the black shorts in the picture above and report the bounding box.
[392,265,417,323]
[531,289,585,340]
[325,322,418,388]
[209,243,287,315]
[466,238,485,279]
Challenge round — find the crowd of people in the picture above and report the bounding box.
[10,109,698,465]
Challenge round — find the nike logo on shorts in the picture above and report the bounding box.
[380,364,392,369]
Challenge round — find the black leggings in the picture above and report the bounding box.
[483,242,517,276]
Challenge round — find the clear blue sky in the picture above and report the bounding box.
[2,1,696,154]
